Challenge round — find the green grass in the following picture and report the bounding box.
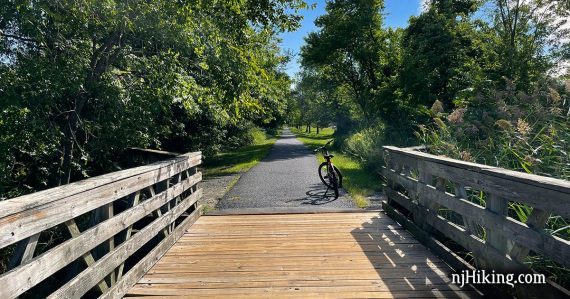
[290,127,383,208]
[203,128,279,177]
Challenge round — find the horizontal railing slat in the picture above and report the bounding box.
[46,189,203,299]
[386,185,570,268]
[0,155,201,247]
[384,146,570,218]
[0,152,200,219]
[422,205,524,271]
[382,145,570,282]
[99,206,203,299]
[0,173,201,299]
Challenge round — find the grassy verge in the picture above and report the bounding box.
[203,127,279,177]
[290,127,382,208]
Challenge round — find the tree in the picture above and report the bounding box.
[0,0,307,197]
[301,0,386,125]
[486,0,570,90]
[400,0,482,111]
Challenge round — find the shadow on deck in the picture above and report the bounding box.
[125,212,483,298]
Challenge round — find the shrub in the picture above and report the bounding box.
[343,123,386,170]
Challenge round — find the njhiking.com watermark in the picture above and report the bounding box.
[452,270,546,288]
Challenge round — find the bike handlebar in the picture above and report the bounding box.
[313,140,334,152]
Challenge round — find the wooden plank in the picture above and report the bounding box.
[382,203,475,273]
[156,255,441,264]
[384,146,570,218]
[509,208,550,262]
[0,181,201,299]
[384,187,415,212]
[420,206,525,272]
[103,203,116,285]
[8,233,40,269]
[414,184,570,267]
[385,172,570,268]
[123,212,482,299]
[117,191,141,281]
[208,207,369,215]
[454,183,480,236]
[385,146,570,192]
[128,279,464,290]
[99,207,202,299]
[381,167,417,192]
[163,249,439,258]
[0,152,200,218]
[484,194,508,260]
[148,261,449,272]
[385,188,514,272]
[124,290,482,299]
[198,212,381,218]
[126,286,476,296]
[47,191,202,299]
[0,157,201,248]
[64,219,109,293]
[128,147,180,157]
[140,267,453,279]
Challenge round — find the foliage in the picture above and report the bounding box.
[291,126,383,208]
[0,0,307,198]
[419,81,570,180]
[300,0,387,131]
[203,127,280,177]
[295,0,570,286]
[343,123,385,169]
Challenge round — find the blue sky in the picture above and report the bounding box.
[279,0,423,77]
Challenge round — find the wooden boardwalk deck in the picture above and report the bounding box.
[126,212,482,298]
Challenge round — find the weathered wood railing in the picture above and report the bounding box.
[382,146,570,295]
[0,151,202,298]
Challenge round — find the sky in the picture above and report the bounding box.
[279,0,425,78]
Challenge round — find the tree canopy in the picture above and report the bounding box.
[0,0,307,198]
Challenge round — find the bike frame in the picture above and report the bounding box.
[323,150,336,180]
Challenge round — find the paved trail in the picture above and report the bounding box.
[216,127,357,211]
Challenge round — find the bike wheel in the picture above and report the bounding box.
[329,168,340,198]
[318,162,341,194]
[334,165,343,187]
[318,162,334,188]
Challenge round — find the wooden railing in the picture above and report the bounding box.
[382,146,570,294]
[0,151,202,299]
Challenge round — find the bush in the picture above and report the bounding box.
[418,80,570,287]
[343,123,386,170]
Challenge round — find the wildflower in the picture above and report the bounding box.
[549,107,562,116]
[460,151,473,162]
[516,119,531,136]
[431,100,444,114]
[495,119,512,130]
[447,108,466,124]
[549,88,561,104]
[434,117,447,130]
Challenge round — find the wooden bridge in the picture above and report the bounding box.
[0,147,569,298]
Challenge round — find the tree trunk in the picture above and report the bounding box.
[316,126,320,134]
[57,30,124,186]
[59,95,87,185]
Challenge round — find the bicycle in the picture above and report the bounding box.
[313,140,343,198]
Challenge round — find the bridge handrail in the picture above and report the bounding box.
[0,151,203,298]
[382,146,570,274]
